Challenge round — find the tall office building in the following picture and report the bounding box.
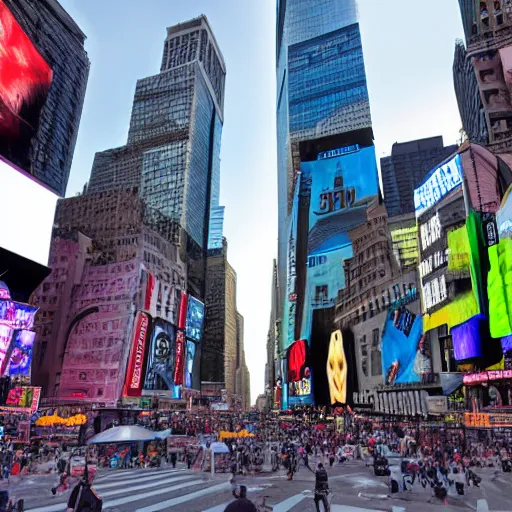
[87,15,225,259]
[453,40,488,145]
[202,239,249,406]
[456,1,512,152]
[32,16,225,407]
[274,0,380,408]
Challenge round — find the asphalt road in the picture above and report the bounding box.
[8,460,512,512]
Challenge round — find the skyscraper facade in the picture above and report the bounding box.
[32,16,226,406]
[274,0,380,408]
[456,0,512,152]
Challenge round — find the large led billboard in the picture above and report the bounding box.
[287,339,312,405]
[2,385,40,413]
[0,1,53,179]
[300,145,379,341]
[310,308,358,406]
[414,154,463,218]
[143,320,178,396]
[186,296,204,343]
[381,307,430,384]
[7,329,34,384]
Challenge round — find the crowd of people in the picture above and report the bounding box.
[1,407,512,511]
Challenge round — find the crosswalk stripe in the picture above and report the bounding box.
[202,502,231,512]
[272,493,307,511]
[331,506,386,512]
[96,467,183,482]
[135,482,231,511]
[25,475,199,512]
[95,469,184,489]
[102,479,206,510]
[100,474,195,498]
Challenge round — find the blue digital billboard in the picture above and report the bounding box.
[381,308,430,384]
[299,146,379,342]
[185,296,204,343]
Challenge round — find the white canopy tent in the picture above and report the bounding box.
[86,425,156,444]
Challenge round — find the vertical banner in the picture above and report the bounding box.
[178,292,188,330]
[123,312,149,397]
[174,330,185,386]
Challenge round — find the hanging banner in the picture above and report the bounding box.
[174,330,185,386]
[123,312,149,397]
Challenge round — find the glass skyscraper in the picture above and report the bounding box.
[88,15,226,252]
[274,0,378,408]
[276,0,372,313]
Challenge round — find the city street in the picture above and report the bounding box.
[15,460,512,512]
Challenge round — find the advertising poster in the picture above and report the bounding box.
[186,296,205,342]
[0,324,13,375]
[143,320,179,397]
[381,308,429,384]
[310,308,358,406]
[300,146,378,343]
[0,1,53,178]
[7,330,35,384]
[3,386,40,413]
[185,340,196,389]
[287,339,312,405]
[123,312,150,397]
[414,154,463,218]
[0,300,37,330]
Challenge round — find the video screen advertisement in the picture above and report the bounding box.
[1,385,40,414]
[310,308,358,406]
[0,1,53,187]
[381,307,430,385]
[287,339,312,406]
[300,145,379,341]
[184,295,204,391]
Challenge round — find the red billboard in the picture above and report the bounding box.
[123,312,149,397]
[174,330,185,386]
[0,1,53,181]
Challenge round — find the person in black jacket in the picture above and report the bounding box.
[314,463,330,511]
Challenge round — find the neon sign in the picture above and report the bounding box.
[174,330,185,386]
[414,154,463,218]
[463,369,512,385]
[124,312,149,397]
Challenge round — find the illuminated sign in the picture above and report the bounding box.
[124,312,149,397]
[419,250,448,279]
[414,154,463,217]
[0,1,53,186]
[8,330,35,383]
[174,330,185,386]
[463,369,512,385]
[327,330,347,405]
[318,145,359,160]
[3,386,40,413]
[465,412,490,427]
[185,296,204,342]
[422,275,447,312]
[287,339,312,400]
[0,300,37,330]
[0,324,13,375]
[315,187,356,216]
[420,213,442,251]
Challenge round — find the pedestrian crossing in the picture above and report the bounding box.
[23,467,396,512]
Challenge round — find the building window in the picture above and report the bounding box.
[371,329,382,376]
[315,285,328,302]
[371,350,382,377]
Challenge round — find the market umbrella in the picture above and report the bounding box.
[209,442,230,454]
[86,425,156,444]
